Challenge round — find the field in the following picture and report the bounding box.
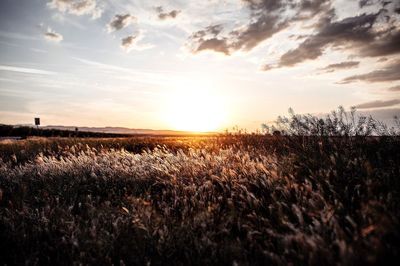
[1,110,400,265]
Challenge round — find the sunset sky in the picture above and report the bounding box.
[0,0,399,131]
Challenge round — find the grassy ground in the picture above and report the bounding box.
[1,109,399,265]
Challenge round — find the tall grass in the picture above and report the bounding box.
[263,106,400,136]
[0,108,399,265]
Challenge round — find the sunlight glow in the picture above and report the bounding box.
[163,79,227,132]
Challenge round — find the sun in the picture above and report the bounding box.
[163,80,227,132]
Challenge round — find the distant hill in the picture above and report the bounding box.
[41,126,206,136]
[0,124,214,138]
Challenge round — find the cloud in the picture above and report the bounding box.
[0,65,57,75]
[359,0,393,8]
[354,99,400,109]
[319,61,360,72]
[261,0,400,70]
[120,33,153,53]
[187,25,230,55]
[188,0,333,55]
[188,14,288,55]
[47,0,103,19]
[294,0,333,20]
[340,60,400,83]
[388,85,400,91]
[264,13,378,69]
[121,35,138,52]
[0,30,41,41]
[195,38,230,55]
[52,12,87,30]
[358,29,400,58]
[229,14,289,52]
[377,57,388,62]
[259,64,276,71]
[155,6,181,20]
[44,28,63,42]
[107,14,136,33]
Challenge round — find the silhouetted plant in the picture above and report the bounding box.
[263,106,400,136]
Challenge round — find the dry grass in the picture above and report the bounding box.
[0,108,399,265]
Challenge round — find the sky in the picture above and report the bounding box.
[0,0,399,131]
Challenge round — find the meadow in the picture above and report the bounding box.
[0,108,399,265]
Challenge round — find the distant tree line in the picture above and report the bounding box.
[0,125,132,138]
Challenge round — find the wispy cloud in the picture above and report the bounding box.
[318,61,360,73]
[30,48,48,54]
[47,0,103,19]
[354,99,400,109]
[72,57,194,86]
[0,30,40,41]
[388,85,400,92]
[340,60,400,83]
[72,57,168,83]
[72,57,134,72]
[0,65,57,75]
[0,77,22,83]
[52,13,87,30]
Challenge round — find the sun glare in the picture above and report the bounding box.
[164,80,227,132]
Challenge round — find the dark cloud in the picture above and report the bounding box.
[359,0,375,8]
[195,38,230,55]
[354,99,400,109]
[357,2,400,58]
[121,35,138,52]
[388,85,400,91]
[44,31,63,42]
[264,13,378,69]
[47,0,102,19]
[240,0,333,49]
[40,24,63,42]
[295,0,333,20]
[188,15,288,54]
[187,25,230,54]
[377,57,388,62]
[289,34,310,40]
[107,14,135,33]
[229,14,289,52]
[120,33,153,52]
[188,0,334,55]
[359,0,392,8]
[189,12,289,54]
[340,60,400,83]
[155,6,181,20]
[319,61,360,72]
[241,0,286,11]
[260,0,400,71]
[358,29,400,57]
[188,0,287,54]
